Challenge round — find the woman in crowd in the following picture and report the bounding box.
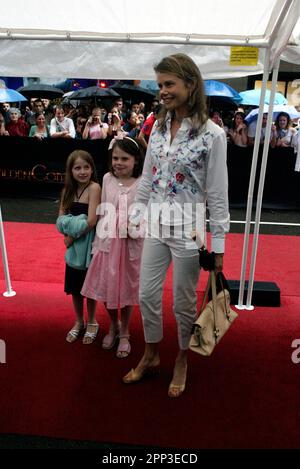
[29,112,50,140]
[270,112,297,149]
[122,111,141,138]
[227,111,248,147]
[82,107,108,140]
[0,114,9,136]
[107,106,123,138]
[6,108,29,137]
[75,116,88,139]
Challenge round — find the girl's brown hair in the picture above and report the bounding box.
[154,53,208,131]
[60,150,98,213]
[109,137,145,178]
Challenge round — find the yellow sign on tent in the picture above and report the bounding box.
[230,47,259,66]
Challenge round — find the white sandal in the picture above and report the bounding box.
[82,323,99,344]
[66,324,85,343]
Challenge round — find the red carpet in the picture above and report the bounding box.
[1,222,300,448]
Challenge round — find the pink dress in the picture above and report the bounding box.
[81,172,144,309]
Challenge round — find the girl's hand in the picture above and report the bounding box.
[128,222,141,239]
[64,235,74,248]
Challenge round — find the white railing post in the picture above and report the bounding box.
[0,206,16,297]
[236,50,270,310]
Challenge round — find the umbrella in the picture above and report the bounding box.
[239,89,288,106]
[69,86,120,100]
[110,84,156,104]
[206,96,239,112]
[139,80,159,92]
[61,91,80,108]
[0,88,27,103]
[17,84,64,99]
[245,105,300,124]
[204,80,242,102]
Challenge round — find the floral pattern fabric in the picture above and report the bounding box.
[133,114,230,253]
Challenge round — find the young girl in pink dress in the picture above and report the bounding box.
[81,137,145,358]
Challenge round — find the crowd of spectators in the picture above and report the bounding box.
[0,96,161,149]
[209,108,300,152]
[1,94,300,156]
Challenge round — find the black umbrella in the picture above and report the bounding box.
[17,84,64,99]
[69,86,120,100]
[207,96,239,112]
[110,84,157,104]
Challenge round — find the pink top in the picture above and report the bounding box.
[89,122,108,139]
[92,172,144,260]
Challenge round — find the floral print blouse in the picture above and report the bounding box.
[132,113,230,253]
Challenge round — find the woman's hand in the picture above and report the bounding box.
[112,112,121,122]
[214,253,224,273]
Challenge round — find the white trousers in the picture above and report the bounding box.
[139,235,200,350]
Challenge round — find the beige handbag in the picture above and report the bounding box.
[189,271,238,356]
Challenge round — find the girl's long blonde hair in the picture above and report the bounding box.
[154,53,208,131]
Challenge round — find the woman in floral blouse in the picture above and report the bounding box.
[123,53,230,397]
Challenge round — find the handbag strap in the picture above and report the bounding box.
[199,271,218,334]
[199,271,219,341]
[210,271,218,335]
[199,273,211,313]
[217,273,232,318]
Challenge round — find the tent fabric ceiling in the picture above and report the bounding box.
[281,17,300,64]
[0,0,299,79]
[0,0,284,38]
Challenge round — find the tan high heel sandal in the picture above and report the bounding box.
[168,365,187,398]
[123,358,160,384]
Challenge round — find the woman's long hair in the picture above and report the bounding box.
[274,112,291,131]
[232,111,247,132]
[154,53,208,132]
[60,150,98,213]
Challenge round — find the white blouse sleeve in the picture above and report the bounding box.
[206,129,230,253]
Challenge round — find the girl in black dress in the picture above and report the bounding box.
[58,150,101,344]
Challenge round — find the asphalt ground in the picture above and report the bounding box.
[1,196,300,236]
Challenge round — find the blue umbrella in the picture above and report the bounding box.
[139,80,159,92]
[0,87,27,103]
[239,89,287,106]
[245,105,300,124]
[204,80,242,103]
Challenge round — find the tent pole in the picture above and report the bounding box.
[245,57,281,309]
[0,206,16,297]
[236,49,271,310]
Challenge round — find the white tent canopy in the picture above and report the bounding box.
[0,0,299,79]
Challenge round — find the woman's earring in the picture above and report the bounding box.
[188,90,193,107]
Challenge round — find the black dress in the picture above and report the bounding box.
[64,201,89,296]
